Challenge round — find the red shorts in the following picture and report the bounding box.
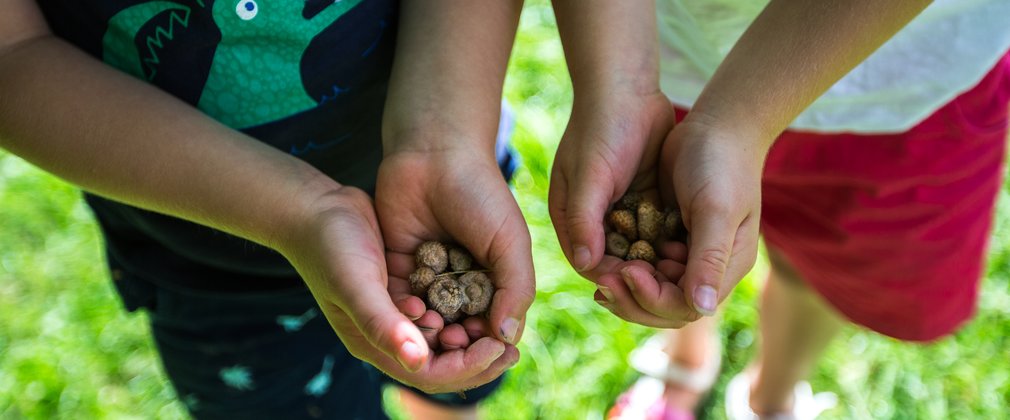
[676,53,1010,342]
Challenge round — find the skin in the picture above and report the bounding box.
[379,0,533,354]
[747,249,846,415]
[550,0,931,323]
[0,0,520,397]
[549,0,701,328]
[551,0,931,415]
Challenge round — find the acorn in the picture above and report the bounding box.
[428,276,464,319]
[459,271,494,315]
[662,209,687,242]
[607,209,638,241]
[448,247,475,272]
[627,240,657,264]
[409,266,437,295]
[605,232,630,259]
[637,201,663,242]
[615,191,643,211]
[415,241,449,274]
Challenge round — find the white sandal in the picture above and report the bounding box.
[608,334,722,420]
[724,370,837,420]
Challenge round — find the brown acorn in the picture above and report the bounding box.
[615,192,643,211]
[458,271,494,315]
[626,240,657,263]
[662,209,687,242]
[448,247,475,272]
[637,201,663,242]
[605,232,631,259]
[409,266,437,295]
[607,209,638,241]
[428,276,464,320]
[415,241,449,274]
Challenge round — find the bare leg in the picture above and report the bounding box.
[662,315,719,410]
[748,248,845,415]
[397,387,479,420]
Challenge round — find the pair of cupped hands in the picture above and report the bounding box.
[281,92,764,394]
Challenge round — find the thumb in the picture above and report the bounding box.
[485,233,535,346]
[338,273,430,372]
[681,207,736,317]
[562,172,614,273]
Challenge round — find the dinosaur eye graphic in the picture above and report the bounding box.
[236,0,258,20]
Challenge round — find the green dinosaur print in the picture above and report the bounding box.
[102,1,194,81]
[102,0,362,129]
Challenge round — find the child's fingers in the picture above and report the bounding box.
[581,254,632,282]
[334,263,430,372]
[439,323,471,350]
[417,337,514,393]
[657,241,689,263]
[479,217,535,346]
[620,266,702,322]
[595,273,692,329]
[548,168,608,275]
[394,294,426,321]
[415,310,444,349]
[462,316,491,341]
[655,259,686,282]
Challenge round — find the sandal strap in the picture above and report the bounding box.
[629,335,722,393]
[724,371,838,420]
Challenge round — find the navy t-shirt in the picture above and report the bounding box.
[37,0,398,291]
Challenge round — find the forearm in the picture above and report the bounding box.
[0,36,341,252]
[382,0,523,155]
[688,0,932,147]
[552,0,661,101]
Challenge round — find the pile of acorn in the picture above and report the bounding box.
[604,192,687,263]
[408,241,494,323]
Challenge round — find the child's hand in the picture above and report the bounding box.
[278,186,512,394]
[657,118,763,318]
[549,92,710,327]
[375,148,534,380]
[548,92,679,279]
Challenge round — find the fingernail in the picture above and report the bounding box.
[500,317,520,344]
[693,285,718,316]
[573,246,591,271]
[598,286,615,303]
[398,341,424,371]
[620,267,635,292]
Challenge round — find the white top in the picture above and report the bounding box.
[657,0,1010,133]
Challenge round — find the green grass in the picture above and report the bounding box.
[3,2,1010,418]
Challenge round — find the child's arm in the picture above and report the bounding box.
[0,0,440,390]
[549,0,699,327]
[661,0,931,317]
[548,0,931,326]
[379,0,534,361]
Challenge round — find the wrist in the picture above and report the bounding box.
[680,85,781,155]
[570,69,661,108]
[382,110,504,159]
[668,115,774,166]
[379,116,498,159]
[265,170,359,255]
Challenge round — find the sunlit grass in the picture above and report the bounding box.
[2,1,1009,419]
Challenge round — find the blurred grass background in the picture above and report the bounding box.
[2,1,1010,418]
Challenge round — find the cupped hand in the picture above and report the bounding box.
[657,117,766,317]
[278,186,515,394]
[549,91,711,327]
[548,91,677,280]
[375,147,535,386]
